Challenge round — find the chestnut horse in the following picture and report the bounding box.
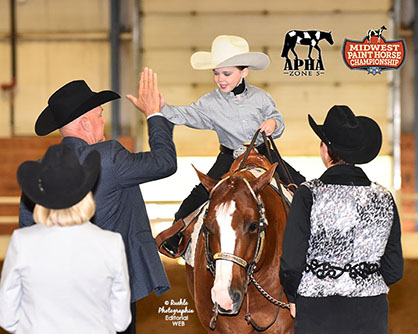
[185,151,294,333]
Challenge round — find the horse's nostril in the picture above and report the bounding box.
[232,290,243,303]
[218,305,232,314]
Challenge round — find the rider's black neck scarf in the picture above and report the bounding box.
[232,79,246,96]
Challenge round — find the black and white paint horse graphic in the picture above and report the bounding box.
[281,30,334,60]
[366,25,387,43]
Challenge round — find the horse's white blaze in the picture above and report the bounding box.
[217,201,236,254]
[211,200,237,310]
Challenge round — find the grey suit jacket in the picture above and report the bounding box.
[19,115,177,302]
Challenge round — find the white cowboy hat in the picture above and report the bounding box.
[190,35,270,70]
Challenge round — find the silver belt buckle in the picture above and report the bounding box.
[233,144,259,159]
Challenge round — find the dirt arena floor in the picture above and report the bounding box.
[0,259,417,333]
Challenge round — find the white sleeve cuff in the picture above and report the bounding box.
[146,113,164,120]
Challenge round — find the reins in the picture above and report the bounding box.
[245,275,290,331]
[238,130,296,215]
[237,129,296,192]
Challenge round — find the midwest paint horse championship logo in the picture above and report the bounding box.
[342,26,406,75]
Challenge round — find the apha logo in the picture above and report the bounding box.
[342,26,406,75]
[281,30,334,77]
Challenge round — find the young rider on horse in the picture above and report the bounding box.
[158,35,305,257]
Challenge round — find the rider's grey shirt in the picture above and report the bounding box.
[161,83,285,150]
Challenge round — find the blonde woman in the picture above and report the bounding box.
[0,145,131,334]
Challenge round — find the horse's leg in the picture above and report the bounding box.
[314,45,321,60]
[290,46,298,60]
[281,42,290,58]
[308,45,314,60]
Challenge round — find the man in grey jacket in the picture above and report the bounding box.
[19,68,177,334]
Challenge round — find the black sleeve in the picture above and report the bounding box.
[380,198,404,286]
[19,192,36,228]
[114,115,177,186]
[279,185,313,303]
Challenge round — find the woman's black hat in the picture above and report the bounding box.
[35,80,120,136]
[17,144,101,209]
[308,105,382,164]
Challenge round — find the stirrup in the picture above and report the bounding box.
[156,205,205,259]
[156,219,185,258]
[162,232,183,257]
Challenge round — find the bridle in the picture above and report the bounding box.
[202,169,290,331]
[203,173,267,278]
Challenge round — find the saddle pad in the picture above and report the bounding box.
[183,202,209,267]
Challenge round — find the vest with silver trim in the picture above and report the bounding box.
[297,179,394,298]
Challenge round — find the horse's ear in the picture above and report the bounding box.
[250,162,278,194]
[192,164,218,193]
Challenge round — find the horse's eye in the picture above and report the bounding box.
[249,222,258,233]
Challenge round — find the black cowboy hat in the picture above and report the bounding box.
[17,144,101,209]
[35,80,120,136]
[308,105,382,164]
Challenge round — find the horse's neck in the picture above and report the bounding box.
[256,188,286,271]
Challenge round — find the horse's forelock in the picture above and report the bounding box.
[213,174,255,198]
[209,175,258,231]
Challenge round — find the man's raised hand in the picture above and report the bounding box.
[126,67,161,117]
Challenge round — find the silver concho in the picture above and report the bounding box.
[233,145,258,159]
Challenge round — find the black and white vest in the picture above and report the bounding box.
[297,179,394,298]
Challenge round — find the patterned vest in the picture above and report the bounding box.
[297,179,394,298]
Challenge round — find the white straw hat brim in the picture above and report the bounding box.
[190,52,270,70]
